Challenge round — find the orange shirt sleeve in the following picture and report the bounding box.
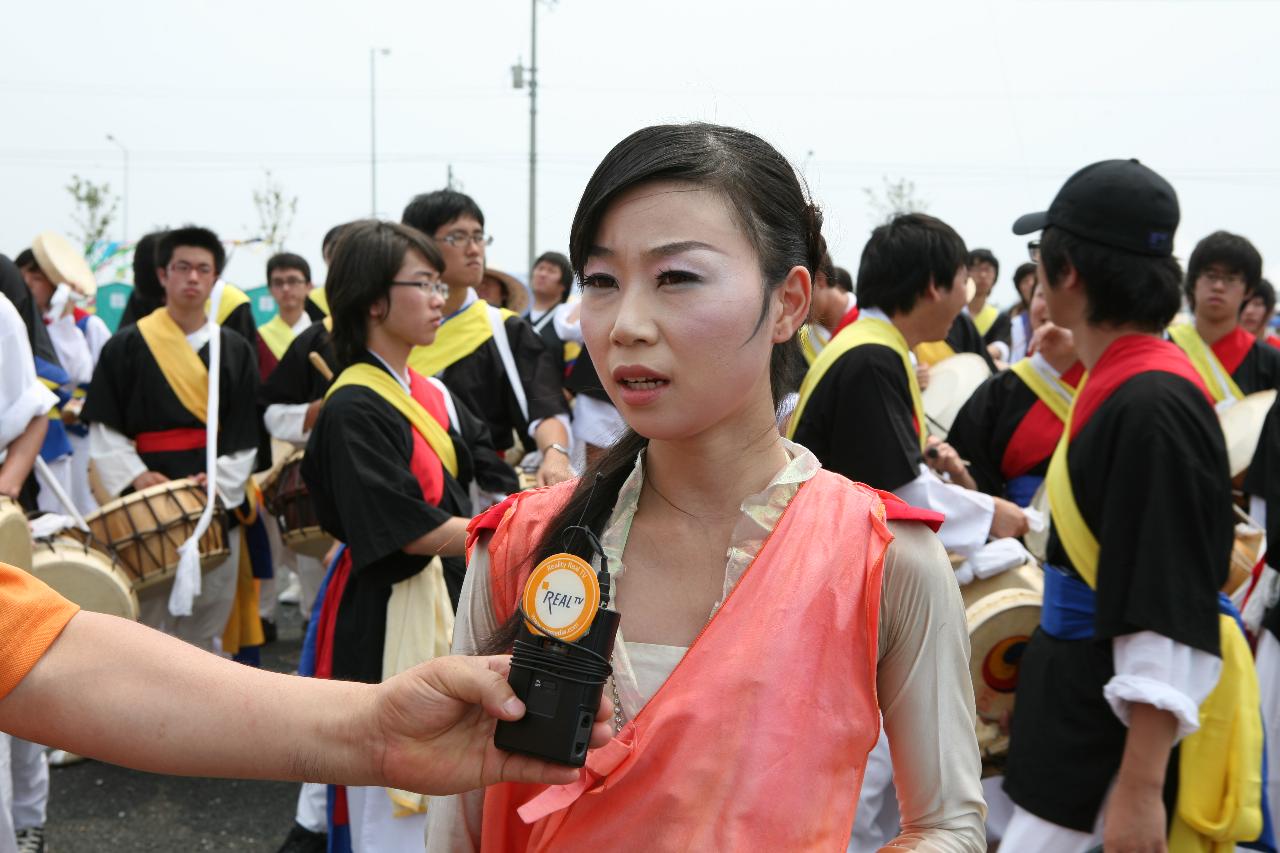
[0,562,79,700]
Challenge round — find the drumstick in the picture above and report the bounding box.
[33,456,90,532]
[308,351,335,383]
[1233,502,1263,529]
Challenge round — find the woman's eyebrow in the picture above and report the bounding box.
[585,240,724,261]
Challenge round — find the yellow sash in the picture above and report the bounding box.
[307,288,329,316]
[1010,359,1074,423]
[913,339,956,367]
[258,314,296,361]
[136,308,210,424]
[1046,380,1263,852]
[1168,323,1244,404]
[325,363,458,478]
[207,283,250,326]
[788,316,927,451]
[973,302,999,336]
[407,299,510,378]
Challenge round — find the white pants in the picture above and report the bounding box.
[7,738,46,831]
[1257,630,1280,834]
[267,515,325,621]
[983,776,1014,843]
[295,781,327,834]
[346,785,427,852]
[33,454,74,517]
[137,534,241,653]
[848,727,899,852]
[1002,803,1103,852]
[67,431,99,516]
[0,736,17,853]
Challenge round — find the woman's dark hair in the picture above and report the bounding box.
[402,189,486,237]
[326,220,446,369]
[482,122,819,653]
[1184,230,1262,309]
[534,250,574,299]
[856,213,967,316]
[132,232,165,301]
[1246,277,1276,317]
[155,226,226,276]
[1040,226,1182,333]
[266,252,311,283]
[968,247,999,278]
[1011,261,1038,312]
[321,222,352,261]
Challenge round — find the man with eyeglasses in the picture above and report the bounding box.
[257,252,325,380]
[402,190,573,489]
[82,226,261,653]
[1167,231,1280,406]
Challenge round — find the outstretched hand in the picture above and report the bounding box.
[370,654,614,795]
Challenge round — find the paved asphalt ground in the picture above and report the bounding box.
[45,602,309,852]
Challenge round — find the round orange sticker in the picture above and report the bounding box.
[522,553,601,642]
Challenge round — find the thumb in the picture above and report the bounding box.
[425,655,526,721]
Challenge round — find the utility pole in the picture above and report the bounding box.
[528,0,538,271]
[370,47,390,217]
[105,134,129,245]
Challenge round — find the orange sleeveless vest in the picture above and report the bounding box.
[473,469,893,851]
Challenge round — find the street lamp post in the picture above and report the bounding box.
[513,1,553,272]
[370,47,391,217]
[105,134,129,246]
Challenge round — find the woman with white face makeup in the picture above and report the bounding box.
[427,124,985,852]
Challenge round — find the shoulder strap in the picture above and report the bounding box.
[136,308,210,424]
[1168,323,1243,404]
[326,363,458,477]
[1010,358,1074,423]
[487,305,530,423]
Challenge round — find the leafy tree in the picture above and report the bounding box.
[252,170,298,253]
[863,176,928,225]
[66,174,120,258]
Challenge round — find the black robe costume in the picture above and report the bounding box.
[81,323,260,494]
[1003,370,1232,831]
[791,343,923,491]
[302,353,516,682]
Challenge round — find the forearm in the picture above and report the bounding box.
[0,611,378,785]
[532,415,569,451]
[1117,703,1178,790]
[0,415,47,495]
[404,516,471,558]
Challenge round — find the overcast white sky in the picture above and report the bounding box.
[3,0,1278,307]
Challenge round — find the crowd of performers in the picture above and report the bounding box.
[2,122,1280,853]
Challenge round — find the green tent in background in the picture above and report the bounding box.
[94,282,133,332]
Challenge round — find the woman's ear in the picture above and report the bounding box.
[774,265,812,342]
[369,295,389,323]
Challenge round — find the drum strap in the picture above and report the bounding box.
[136,308,209,424]
[1169,323,1245,404]
[1044,342,1264,851]
[788,313,927,452]
[326,363,458,478]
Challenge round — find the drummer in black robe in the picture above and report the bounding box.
[1001,159,1268,850]
[301,220,515,851]
[526,250,575,378]
[82,226,260,653]
[402,190,572,487]
[788,213,1029,558]
[946,280,1083,507]
[1168,230,1280,402]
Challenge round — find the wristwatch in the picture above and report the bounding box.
[545,443,571,458]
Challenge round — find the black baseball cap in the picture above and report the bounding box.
[1012,159,1179,257]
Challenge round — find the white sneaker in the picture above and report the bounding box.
[278,576,302,605]
[48,749,86,767]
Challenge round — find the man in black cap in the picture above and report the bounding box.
[1000,160,1266,851]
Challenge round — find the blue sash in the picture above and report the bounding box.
[1006,474,1043,509]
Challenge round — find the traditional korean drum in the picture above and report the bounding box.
[960,562,1043,775]
[922,353,991,438]
[0,496,32,572]
[1219,389,1277,479]
[263,451,332,559]
[30,537,138,620]
[76,478,229,590]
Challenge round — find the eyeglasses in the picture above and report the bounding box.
[391,280,450,298]
[1027,240,1041,263]
[269,277,309,289]
[1199,270,1246,288]
[170,261,215,277]
[439,232,493,248]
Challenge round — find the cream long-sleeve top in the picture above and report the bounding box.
[427,440,986,852]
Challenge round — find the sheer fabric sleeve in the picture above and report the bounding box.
[876,520,987,852]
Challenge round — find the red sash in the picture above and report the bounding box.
[1070,335,1210,439]
[1000,362,1085,480]
[1210,325,1255,377]
[135,428,207,454]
